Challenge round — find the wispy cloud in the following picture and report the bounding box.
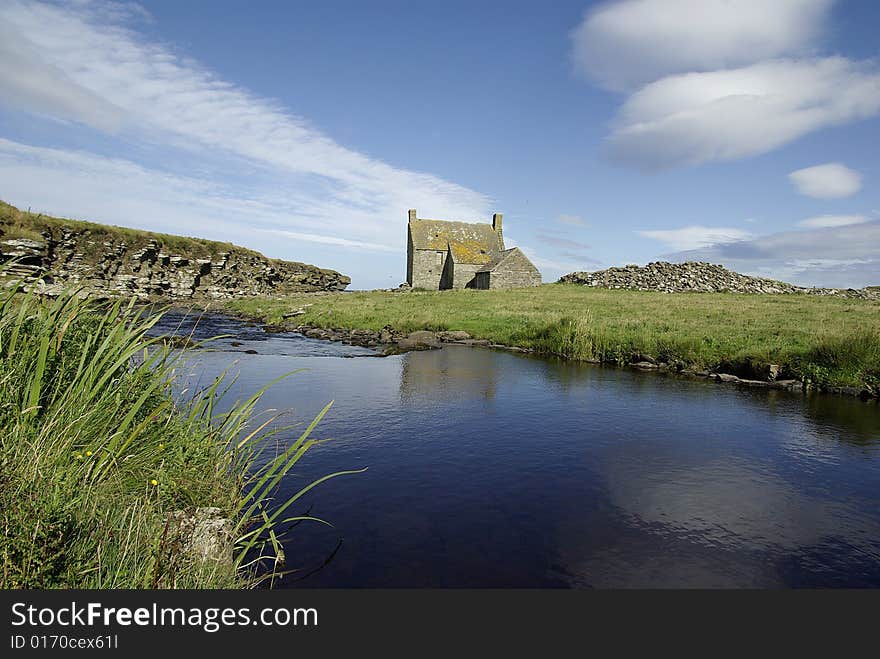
[788,162,863,199]
[535,232,591,251]
[256,229,397,252]
[0,0,490,257]
[797,214,867,228]
[639,225,752,251]
[0,20,124,131]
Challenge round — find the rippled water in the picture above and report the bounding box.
[152,310,880,588]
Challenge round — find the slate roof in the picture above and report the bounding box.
[477,247,525,273]
[409,218,503,265]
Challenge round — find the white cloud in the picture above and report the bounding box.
[639,225,751,251]
[257,229,396,252]
[797,214,867,228]
[535,232,590,251]
[572,0,832,90]
[0,0,490,254]
[0,20,124,131]
[606,58,880,168]
[573,1,880,168]
[788,162,863,198]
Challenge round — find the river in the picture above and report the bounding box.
[152,310,880,588]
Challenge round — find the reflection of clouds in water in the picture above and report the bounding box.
[603,456,880,552]
[553,452,880,587]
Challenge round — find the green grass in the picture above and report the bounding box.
[0,200,255,264]
[225,285,880,391]
[0,280,360,589]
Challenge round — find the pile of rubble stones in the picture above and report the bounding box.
[559,261,879,299]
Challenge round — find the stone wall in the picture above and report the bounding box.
[410,249,445,289]
[0,229,350,300]
[445,262,481,289]
[482,269,542,289]
[559,261,879,300]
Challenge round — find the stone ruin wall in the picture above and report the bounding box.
[0,228,350,300]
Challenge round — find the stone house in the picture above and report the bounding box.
[405,209,541,290]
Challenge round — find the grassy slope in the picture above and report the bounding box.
[225,284,880,391]
[0,200,260,264]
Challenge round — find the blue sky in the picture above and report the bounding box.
[1,0,879,289]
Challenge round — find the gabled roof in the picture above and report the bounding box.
[409,219,503,265]
[477,247,536,273]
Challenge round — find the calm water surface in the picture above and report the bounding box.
[153,311,880,588]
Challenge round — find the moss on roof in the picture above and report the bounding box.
[448,240,495,265]
[409,218,503,265]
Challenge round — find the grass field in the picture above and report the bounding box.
[225,284,880,392]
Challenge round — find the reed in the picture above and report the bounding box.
[0,278,360,588]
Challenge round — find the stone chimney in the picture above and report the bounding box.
[492,212,503,240]
[408,209,417,223]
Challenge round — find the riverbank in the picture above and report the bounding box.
[0,287,349,588]
[224,285,880,398]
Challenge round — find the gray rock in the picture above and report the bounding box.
[169,507,234,565]
[455,338,491,346]
[396,337,441,351]
[438,330,472,342]
[403,330,441,347]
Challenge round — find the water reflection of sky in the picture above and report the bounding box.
[152,312,880,587]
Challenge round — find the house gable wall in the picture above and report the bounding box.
[411,249,446,289]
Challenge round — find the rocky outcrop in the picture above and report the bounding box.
[559,261,879,300]
[0,213,350,299]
